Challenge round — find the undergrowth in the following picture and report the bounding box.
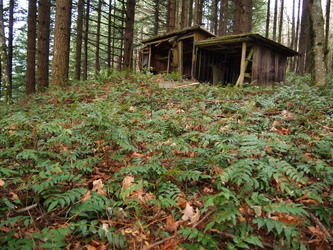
[0,71,332,249]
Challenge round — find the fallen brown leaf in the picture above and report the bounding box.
[181,202,200,224]
[9,192,19,200]
[0,179,4,187]
[92,179,107,196]
[308,226,328,242]
[165,215,182,232]
[81,191,92,201]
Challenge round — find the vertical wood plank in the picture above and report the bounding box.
[179,40,183,75]
[236,42,247,87]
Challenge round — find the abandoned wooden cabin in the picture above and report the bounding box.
[139,25,215,78]
[140,28,298,85]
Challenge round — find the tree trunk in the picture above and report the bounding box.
[324,0,330,70]
[107,0,112,68]
[37,0,51,92]
[181,0,188,29]
[26,0,37,95]
[218,0,228,36]
[153,0,160,35]
[51,0,72,87]
[233,0,252,34]
[211,0,218,34]
[83,0,90,80]
[123,0,136,69]
[74,0,84,80]
[194,0,203,25]
[0,0,10,103]
[95,0,102,72]
[278,0,284,43]
[272,0,278,40]
[290,0,296,71]
[309,0,327,85]
[166,0,176,32]
[188,0,193,26]
[8,0,14,98]
[297,0,311,74]
[265,0,271,38]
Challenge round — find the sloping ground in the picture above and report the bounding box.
[0,73,332,249]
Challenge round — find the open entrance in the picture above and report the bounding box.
[195,43,254,85]
[180,37,194,78]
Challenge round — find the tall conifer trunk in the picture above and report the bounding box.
[74,0,84,80]
[123,0,136,69]
[166,0,176,32]
[26,0,37,95]
[309,0,327,85]
[52,0,72,87]
[37,0,51,92]
[0,0,10,103]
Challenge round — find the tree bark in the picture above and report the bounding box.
[166,0,176,32]
[26,0,37,95]
[123,0,136,69]
[278,0,284,43]
[233,0,252,34]
[265,0,271,38]
[309,0,327,85]
[74,0,84,80]
[218,0,228,36]
[211,0,218,34]
[8,0,14,97]
[272,0,278,40]
[181,0,188,29]
[297,0,311,74]
[37,0,51,92]
[51,0,72,87]
[153,0,160,35]
[83,0,90,80]
[107,0,112,68]
[95,0,102,72]
[194,0,203,25]
[0,0,10,103]
[324,0,330,70]
[188,0,193,26]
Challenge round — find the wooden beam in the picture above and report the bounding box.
[167,49,171,73]
[148,46,152,69]
[236,42,247,87]
[235,45,254,87]
[179,40,183,75]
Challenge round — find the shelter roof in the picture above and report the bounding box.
[195,33,298,56]
[141,25,216,44]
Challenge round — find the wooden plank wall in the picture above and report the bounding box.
[252,45,287,85]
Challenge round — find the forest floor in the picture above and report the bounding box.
[0,72,333,249]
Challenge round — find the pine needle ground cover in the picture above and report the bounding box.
[0,72,332,249]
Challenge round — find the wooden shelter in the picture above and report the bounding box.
[140,28,298,85]
[140,26,215,78]
[194,34,298,85]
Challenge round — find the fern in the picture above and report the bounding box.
[157,182,181,209]
[44,187,87,212]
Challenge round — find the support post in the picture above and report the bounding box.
[236,42,247,87]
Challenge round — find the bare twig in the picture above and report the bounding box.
[309,212,333,242]
[191,210,215,228]
[143,210,215,250]
[143,234,178,250]
[16,204,37,213]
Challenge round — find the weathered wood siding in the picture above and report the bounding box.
[252,45,287,85]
